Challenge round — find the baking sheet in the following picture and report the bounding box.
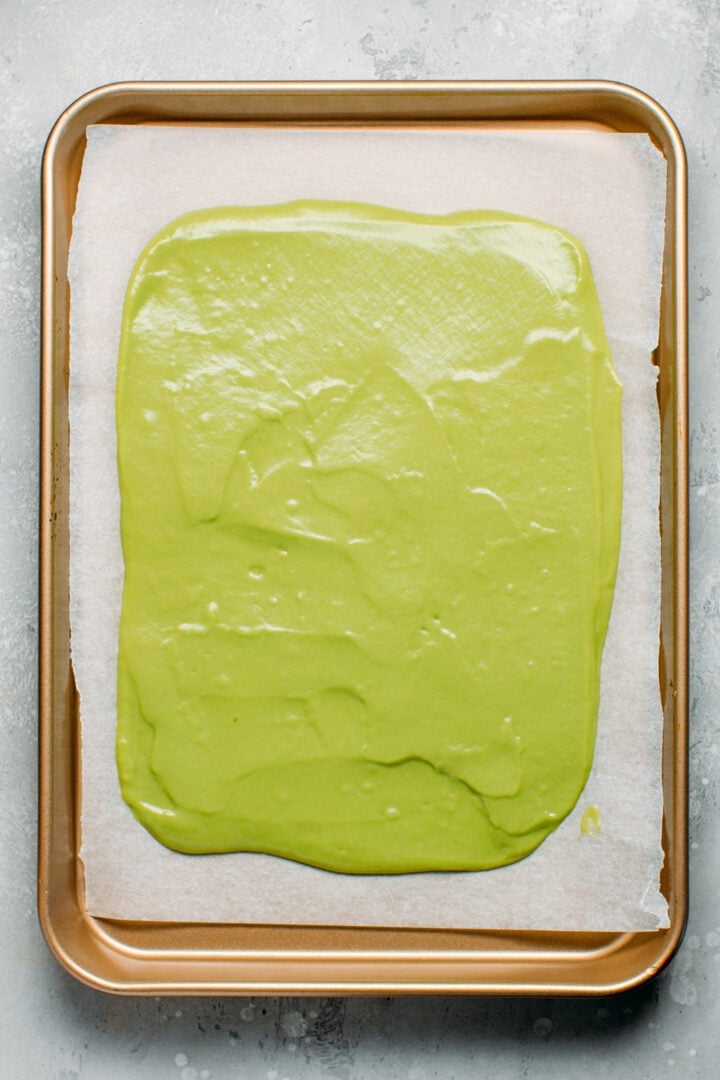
[69,125,668,930]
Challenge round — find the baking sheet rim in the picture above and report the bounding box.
[38,79,688,996]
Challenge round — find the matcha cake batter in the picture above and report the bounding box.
[115,202,622,873]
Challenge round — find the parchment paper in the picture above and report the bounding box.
[69,125,668,930]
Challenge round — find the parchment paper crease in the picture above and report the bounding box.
[69,126,668,930]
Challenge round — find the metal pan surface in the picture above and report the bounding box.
[39,80,688,995]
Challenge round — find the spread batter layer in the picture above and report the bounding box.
[115,201,622,873]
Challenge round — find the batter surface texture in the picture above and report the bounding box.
[116,202,622,873]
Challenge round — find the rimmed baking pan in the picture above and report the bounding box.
[39,80,687,995]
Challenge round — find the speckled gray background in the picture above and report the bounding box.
[1,2,718,1077]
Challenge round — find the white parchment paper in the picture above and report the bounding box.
[69,125,668,929]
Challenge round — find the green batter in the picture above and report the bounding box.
[115,201,622,873]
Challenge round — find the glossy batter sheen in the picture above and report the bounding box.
[116,201,622,873]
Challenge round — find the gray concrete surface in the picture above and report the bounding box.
[1,1,718,1076]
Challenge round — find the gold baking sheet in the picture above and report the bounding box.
[39,80,687,995]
